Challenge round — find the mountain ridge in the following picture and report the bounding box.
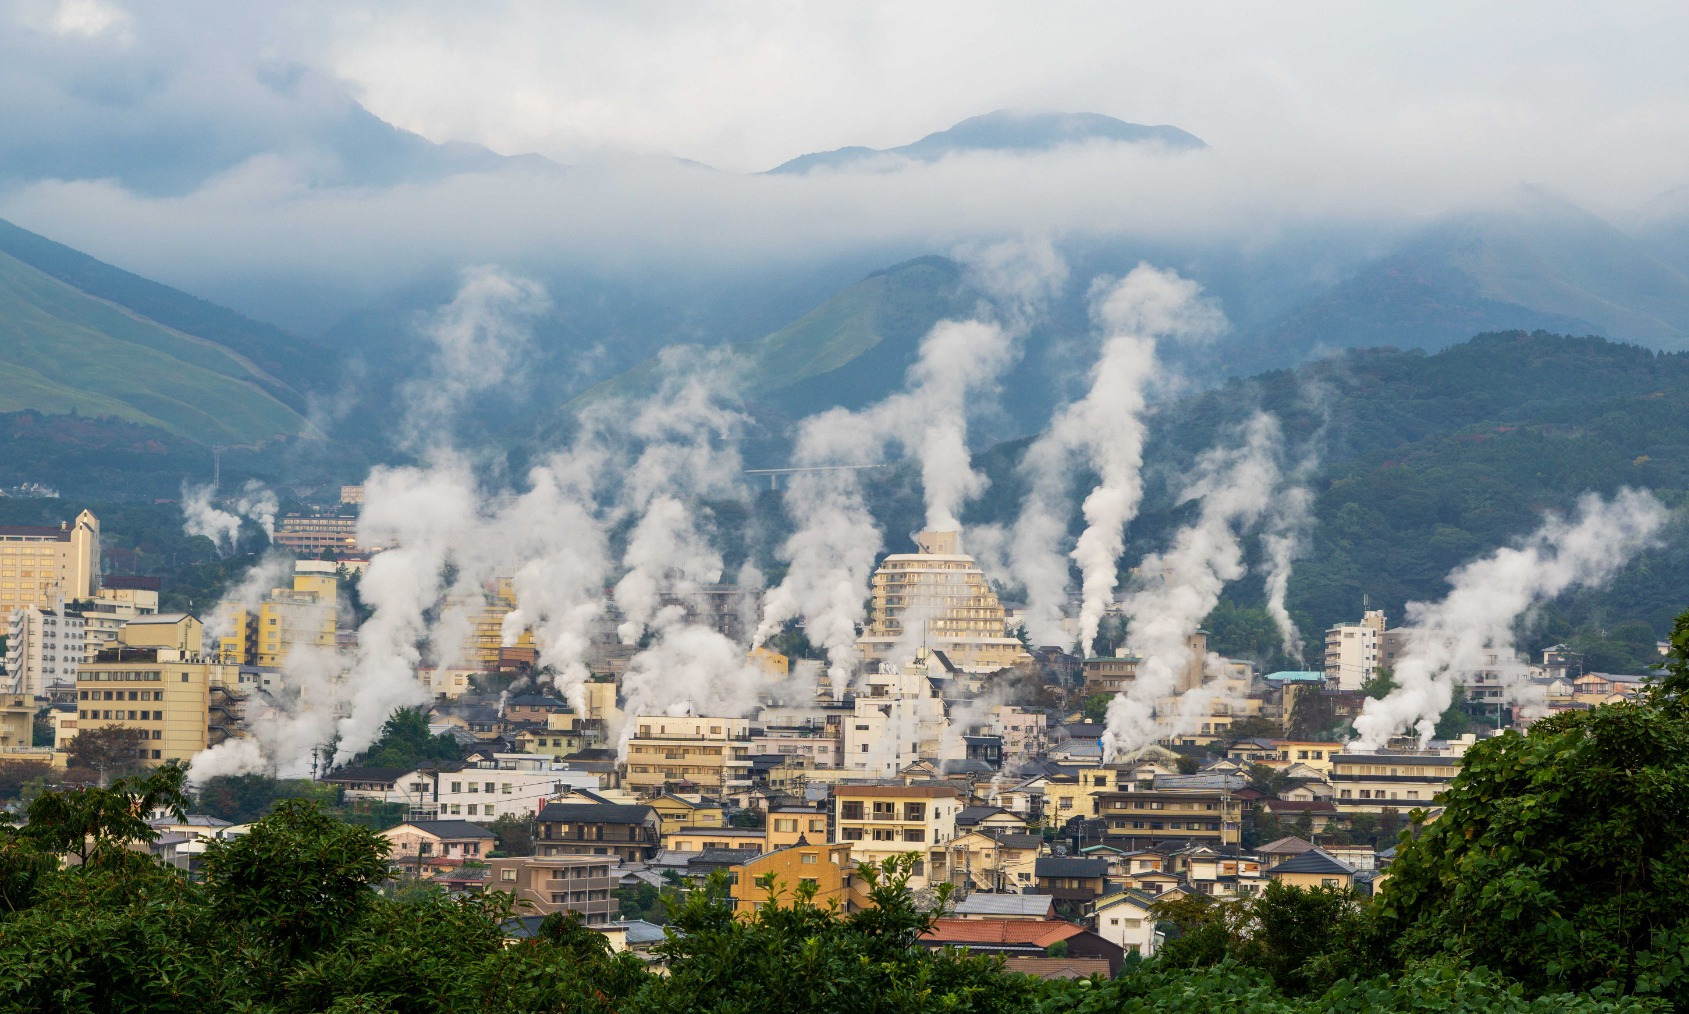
[767,109,1205,174]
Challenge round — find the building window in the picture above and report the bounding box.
[800,853,818,865]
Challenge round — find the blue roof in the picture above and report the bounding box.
[1265,671,1326,682]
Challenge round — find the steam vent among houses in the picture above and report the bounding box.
[856,530,1032,673]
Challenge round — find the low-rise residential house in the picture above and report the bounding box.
[954,806,1028,836]
[1323,843,1378,871]
[382,820,497,867]
[944,830,1043,893]
[1254,836,1317,869]
[1125,870,1180,896]
[486,855,615,923]
[1265,849,1356,890]
[950,893,1055,920]
[1033,856,1110,909]
[320,766,411,802]
[1088,888,1161,957]
[920,918,1126,977]
[536,802,661,863]
[1262,798,1341,833]
[649,793,725,837]
[727,840,859,916]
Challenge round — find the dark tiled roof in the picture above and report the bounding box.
[1035,857,1109,879]
[538,802,656,824]
[1269,850,1355,876]
[955,806,1011,825]
[991,833,1044,850]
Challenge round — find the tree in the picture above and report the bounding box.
[30,707,52,748]
[486,814,535,856]
[1247,762,1292,798]
[65,725,149,778]
[1375,614,1689,1004]
[1080,692,1112,724]
[1360,668,1397,699]
[1226,715,1284,741]
[19,761,188,865]
[200,798,392,961]
[352,707,462,770]
[0,759,50,801]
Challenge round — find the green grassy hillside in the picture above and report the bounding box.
[0,249,310,445]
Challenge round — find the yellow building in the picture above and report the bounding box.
[625,715,754,796]
[749,646,789,677]
[74,615,244,764]
[768,807,831,849]
[0,510,99,615]
[666,826,768,854]
[216,562,338,667]
[856,531,1031,674]
[728,841,860,917]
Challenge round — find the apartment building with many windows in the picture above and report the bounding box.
[832,783,962,887]
[624,715,753,795]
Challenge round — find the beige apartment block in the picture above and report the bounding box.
[73,615,244,764]
[833,783,963,887]
[0,511,99,615]
[487,855,616,924]
[1324,610,1387,690]
[856,530,1030,674]
[624,715,754,795]
[81,577,161,660]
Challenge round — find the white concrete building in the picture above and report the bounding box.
[5,604,85,698]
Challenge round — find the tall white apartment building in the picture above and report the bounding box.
[5,604,85,698]
[1324,609,1386,690]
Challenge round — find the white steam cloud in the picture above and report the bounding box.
[1100,411,1286,761]
[1010,264,1225,652]
[1350,488,1667,751]
[1261,483,1314,663]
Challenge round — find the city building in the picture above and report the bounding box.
[727,840,859,916]
[272,514,360,555]
[72,614,245,764]
[855,530,1031,674]
[80,576,161,659]
[215,561,338,667]
[4,604,85,697]
[841,665,955,778]
[1093,789,1243,849]
[1324,610,1386,690]
[536,801,661,863]
[1088,889,1161,958]
[0,511,99,615]
[486,855,616,924]
[766,806,831,849]
[832,783,962,886]
[944,830,1043,893]
[1329,751,1461,813]
[0,693,35,750]
[624,715,754,796]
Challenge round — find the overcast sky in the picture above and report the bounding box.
[2,0,1687,319]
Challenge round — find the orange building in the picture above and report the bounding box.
[727,840,863,917]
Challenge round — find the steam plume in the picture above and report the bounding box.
[1350,489,1666,751]
[1101,412,1284,760]
[1010,264,1225,651]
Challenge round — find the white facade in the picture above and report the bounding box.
[5,605,85,698]
[1324,610,1386,690]
[843,667,956,777]
[1090,891,1161,957]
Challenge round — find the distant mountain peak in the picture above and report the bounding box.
[765,109,1205,175]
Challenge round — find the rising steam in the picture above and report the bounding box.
[1100,411,1286,761]
[1350,488,1667,751]
[1010,264,1225,652]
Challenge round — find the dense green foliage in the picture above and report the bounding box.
[352,708,465,771]
[1375,611,1689,1004]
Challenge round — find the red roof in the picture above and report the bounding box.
[922,918,1084,948]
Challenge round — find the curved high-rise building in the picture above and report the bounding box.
[855,530,1030,674]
